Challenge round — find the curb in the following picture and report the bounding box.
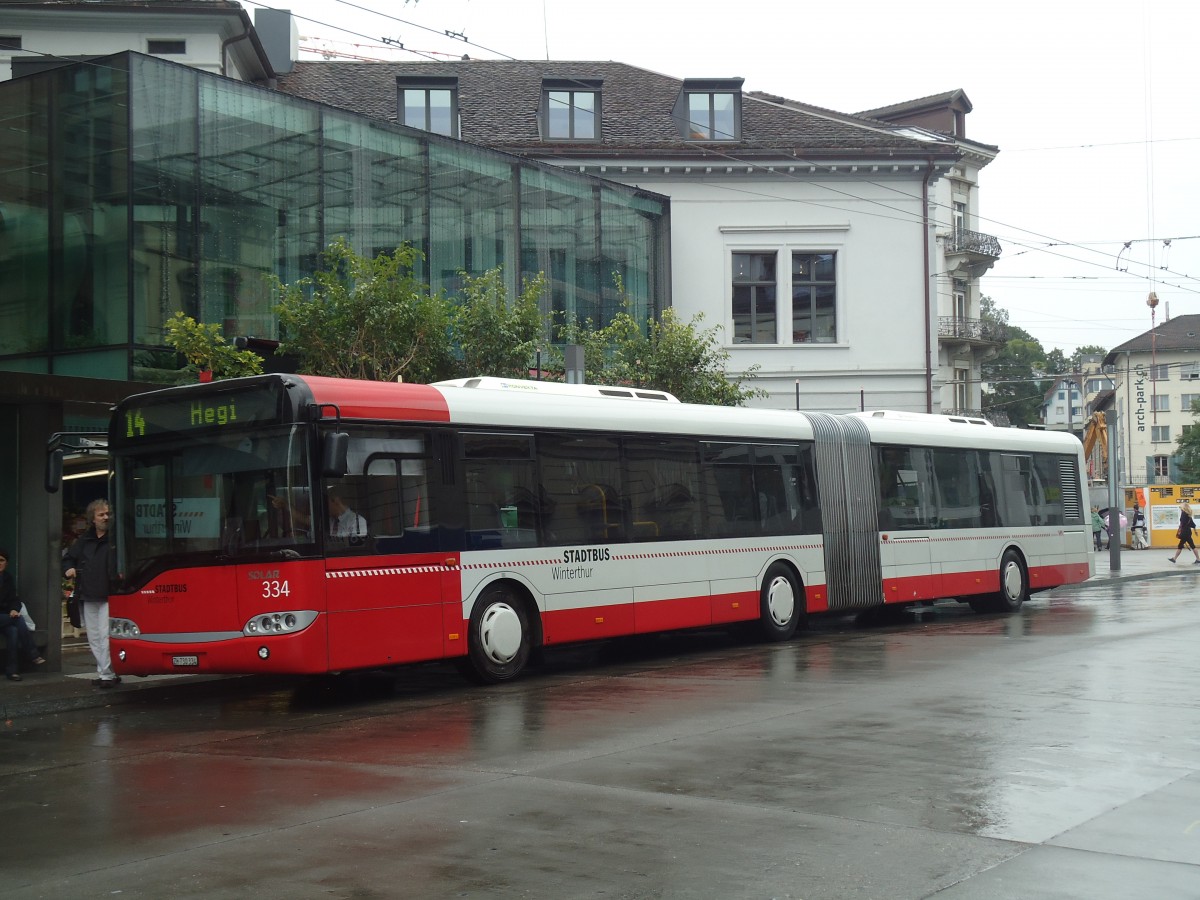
[2,674,293,720]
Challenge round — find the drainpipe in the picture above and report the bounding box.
[221,27,253,78]
[922,159,936,413]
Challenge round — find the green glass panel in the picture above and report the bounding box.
[52,349,128,379]
[198,80,322,340]
[130,55,199,347]
[0,358,50,374]
[521,168,599,327]
[0,75,51,355]
[52,59,130,353]
[428,143,516,298]
[323,113,428,276]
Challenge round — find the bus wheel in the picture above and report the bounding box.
[758,563,801,641]
[972,550,1027,614]
[465,584,532,684]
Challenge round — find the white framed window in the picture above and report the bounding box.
[1152,425,1170,442]
[1181,393,1200,411]
[791,252,837,343]
[1182,362,1200,380]
[953,366,969,411]
[1154,456,1170,478]
[1150,364,1170,381]
[1153,394,1170,412]
[731,252,777,344]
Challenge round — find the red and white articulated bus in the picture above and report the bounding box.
[80,374,1091,683]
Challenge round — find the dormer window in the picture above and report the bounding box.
[675,78,743,141]
[540,79,601,141]
[397,77,458,137]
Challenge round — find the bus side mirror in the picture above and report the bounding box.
[45,448,64,494]
[322,431,349,478]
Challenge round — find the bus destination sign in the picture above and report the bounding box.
[119,385,283,441]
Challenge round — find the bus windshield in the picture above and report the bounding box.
[113,425,314,585]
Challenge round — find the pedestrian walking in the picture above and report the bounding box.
[1,548,45,681]
[1131,505,1149,550]
[1091,506,1104,551]
[62,498,120,687]
[1168,503,1200,564]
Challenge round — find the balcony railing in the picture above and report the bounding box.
[946,228,1002,258]
[938,316,1006,343]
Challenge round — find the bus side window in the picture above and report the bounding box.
[538,433,623,546]
[701,443,758,538]
[461,432,538,549]
[624,437,701,541]
[877,446,935,530]
[931,449,982,529]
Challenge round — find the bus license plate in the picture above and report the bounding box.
[172,655,199,667]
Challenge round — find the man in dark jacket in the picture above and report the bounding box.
[63,499,119,687]
[2,548,44,681]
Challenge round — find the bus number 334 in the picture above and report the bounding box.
[261,580,290,598]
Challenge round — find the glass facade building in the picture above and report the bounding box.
[0,51,670,382]
[0,51,668,660]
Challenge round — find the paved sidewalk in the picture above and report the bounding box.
[2,547,1193,721]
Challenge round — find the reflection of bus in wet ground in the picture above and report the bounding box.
[50,374,1092,684]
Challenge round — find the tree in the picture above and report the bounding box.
[982,322,1049,428]
[1043,348,1069,375]
[162,312,264,382]
[452,268,556,379]
[558,288,764,406]
[1175,398,1200,482]
[273,238,455,384]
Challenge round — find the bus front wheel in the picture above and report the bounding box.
[758,563,802,641]
[464,584,532,684]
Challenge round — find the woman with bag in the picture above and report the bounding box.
[1168,503,1200,564]
[1,548,46,681]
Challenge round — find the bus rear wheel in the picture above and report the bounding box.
[971,550,1027,614]
[464,584,532,684]
[758,563,802,641]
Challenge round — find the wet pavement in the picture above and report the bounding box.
[3,547,1200,898]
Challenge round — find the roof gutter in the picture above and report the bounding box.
[221,10,275,84]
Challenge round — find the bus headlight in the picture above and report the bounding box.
[243,610,317,636]
[110,618,141,638]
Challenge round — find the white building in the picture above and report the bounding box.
[0,0,287,84]
[1104,314,1200,484]
[277,60,1004,413]
[1039,378,1086,433]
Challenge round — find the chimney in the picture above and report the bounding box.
[254,9,298,75]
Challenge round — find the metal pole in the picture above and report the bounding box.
[795,380,800,412]
[1108,408,1121,571]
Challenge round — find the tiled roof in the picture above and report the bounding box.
[1104,314,1200,363]
[275,60,962,162]
[857,89,973,119]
